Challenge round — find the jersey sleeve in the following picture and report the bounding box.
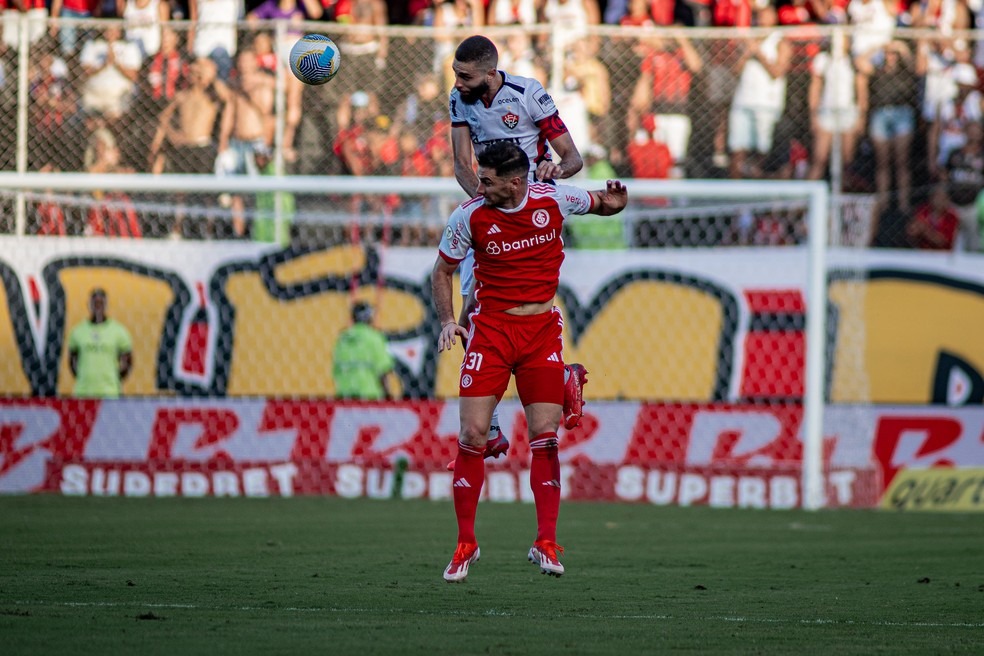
[553,183,594,217]
[67,326,80,353]
[526,79,557,123]
[438,205,473,263]
[449,92,467,127]
[373,334,395,376]
[115,323,133,354]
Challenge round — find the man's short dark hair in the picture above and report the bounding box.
[476,142,530,179]
[352,302,374,324]
[454,35,498,69]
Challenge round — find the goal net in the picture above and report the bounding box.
[0,171,887,511]
[4,18,974,507]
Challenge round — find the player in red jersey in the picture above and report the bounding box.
[433,142,627,582]
[446,35,589,472]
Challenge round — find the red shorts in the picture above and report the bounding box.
[459,307,565,405]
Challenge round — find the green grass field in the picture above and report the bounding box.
[2,496,982,655]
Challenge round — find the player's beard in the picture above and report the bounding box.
[458,80,490,105]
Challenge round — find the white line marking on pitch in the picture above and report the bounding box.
[8,600,984,628]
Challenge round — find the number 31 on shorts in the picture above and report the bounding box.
[464,352,483,371]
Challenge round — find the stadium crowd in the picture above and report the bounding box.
[0,0,982,249]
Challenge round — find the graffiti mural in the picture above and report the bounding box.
[1,237,983,404]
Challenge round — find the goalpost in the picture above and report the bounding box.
[0,173,830,509]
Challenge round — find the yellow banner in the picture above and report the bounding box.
[881,468,984,512]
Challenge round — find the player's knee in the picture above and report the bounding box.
[459,423,489,447]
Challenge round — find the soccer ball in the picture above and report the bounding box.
[289,34,341,86]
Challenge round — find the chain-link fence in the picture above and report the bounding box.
[0,17,982,248]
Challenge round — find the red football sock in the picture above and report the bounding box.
[452,441,485,545]
[529,432,561,543]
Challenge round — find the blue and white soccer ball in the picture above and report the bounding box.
[289,34,341,86]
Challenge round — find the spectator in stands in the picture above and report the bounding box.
[943,121,984,249]
[1,0,47,54]
[496,29,547,84]
[713,0,752,27]
[398,131,438,245]
[626,114,673,178]
[188,0,242,80]
[432,0,482,78]
[907,184,960,250]
[49,0,96,57]
[909,0,973,32]
[857,39,918,214]
[68,288,134,398]
[847,0,896,58]
[121,0,171,60]
[216,48,274,237]
[565,38,611,149]
[141,25,190,114]
[251,30,277,74]
[149,57,225,235]
[395,71,446,147]
[628,29,702,174]
[929,62,982,179]
[542,0,600,54]
[332,301,395,401]
[487,0,538,25]
[333,89,378,220]
[247,0,322,162]
[807,33,866,181]
[79,23,142,120]
[334,89,375,176]
[617,0,658,26]
[335,0,389,94]
[85,126,143,238]
[918,37,978,173]
[29,52,77,171]
[727,5,791,179]
[777,0,835,25]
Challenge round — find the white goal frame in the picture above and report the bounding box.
[0,173,830,509]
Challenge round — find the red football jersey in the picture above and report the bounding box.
[439,182,594,312]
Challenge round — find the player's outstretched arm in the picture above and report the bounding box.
[588,180,629,216]
[432,257,469,352]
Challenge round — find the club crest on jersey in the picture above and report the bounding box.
[532,209,550,228]
[501,111,519,129]
[461,374,473,388]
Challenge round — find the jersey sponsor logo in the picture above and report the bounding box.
[485,229,557,256]
[536,93,554,107]
[487,224,501,235]
[497,97,520,104]
[532,209,550,228]
[501,112,519,129]
[461,374,473,388]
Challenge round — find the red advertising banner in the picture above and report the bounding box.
[3,398,983,507]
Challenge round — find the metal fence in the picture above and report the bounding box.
[0,17,981,248]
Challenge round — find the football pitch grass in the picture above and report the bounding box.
[2,496,982,655]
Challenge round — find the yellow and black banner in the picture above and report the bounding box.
[881,468,984,512]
